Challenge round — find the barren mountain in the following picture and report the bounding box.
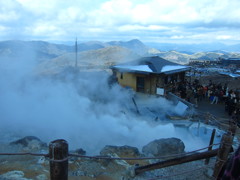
[0,40,72,61]
[156,51,191,64]
[2,40,240,71]
[37,46,140,75]
[107,39,149,55]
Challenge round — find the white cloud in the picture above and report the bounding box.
[16,0,58,15]
[0,11,19,21]
[0,0,240,43]
[0,25,8,32]
[170,35,185,40]
[57,7,85,23]
[216,35,232,40]
[118,25,170,31]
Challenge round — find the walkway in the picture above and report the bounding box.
[197,98,230,120]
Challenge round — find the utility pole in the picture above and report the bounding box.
[75,37,78,68]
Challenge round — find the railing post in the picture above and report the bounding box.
[49,139,68,180]
[212,133,233,178]
[205,128,216,165]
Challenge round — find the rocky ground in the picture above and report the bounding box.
[0,132,221,180]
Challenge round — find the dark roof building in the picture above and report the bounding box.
[112,56,190,75]
[111,56,191,95]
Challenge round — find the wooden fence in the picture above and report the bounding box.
[0,123,238,180]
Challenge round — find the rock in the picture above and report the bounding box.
[9,136,47,151]
[142,138,185,157]
[74,148,86,155]
[36,174,48,180]
[99,145,149,166]
[69,148,86,161]
[100,145,140,157]
[71,161,105,178]
[99,145,142,167]
[0,170,31,180]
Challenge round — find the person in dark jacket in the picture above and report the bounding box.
[217,145,240,180]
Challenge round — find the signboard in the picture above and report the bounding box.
[174,101,188,115]
[157,88,165,95]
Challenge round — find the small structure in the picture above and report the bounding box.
[111,56,191,95]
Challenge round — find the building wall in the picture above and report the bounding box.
[116,72,137,91]
[116,71,186,95]
[116,72,157,94]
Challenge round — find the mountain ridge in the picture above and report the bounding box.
[1,39,240,70]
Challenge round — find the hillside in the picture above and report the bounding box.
[37,46,140,74]
[155,51,191,64]
[107,39,149,55]
[0,40,72,62]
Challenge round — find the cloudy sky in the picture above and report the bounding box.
[1,0,240,44]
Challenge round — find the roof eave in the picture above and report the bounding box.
[162,67,191,75]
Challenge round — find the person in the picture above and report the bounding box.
[211,89,219,104]
[193,88,198,107]
[232,109,240,128]
[217,145,240,179]
[186,87,192,103]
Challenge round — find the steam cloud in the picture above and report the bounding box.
[0,52,219,155]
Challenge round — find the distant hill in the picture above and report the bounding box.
[37,46,140,75]
[145,42,240,53]
[153,50,240,64]
[107,39,149,55]
[0,39,151,60]
[154,51,191,64]
[0,40,72,61]
[1,40,240,72]
[77,41,106,52]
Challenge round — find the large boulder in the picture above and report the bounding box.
[100,145,140,157]
[0,171,31,180]
[9,136,47,151]
[142,138,185,157]
[100,145,143,166]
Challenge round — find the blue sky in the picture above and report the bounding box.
[1,0,240,44]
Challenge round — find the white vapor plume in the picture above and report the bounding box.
[0,52,220,155]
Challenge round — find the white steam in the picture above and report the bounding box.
[0,55,220,155]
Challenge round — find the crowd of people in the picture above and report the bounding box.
[171,79,240,117]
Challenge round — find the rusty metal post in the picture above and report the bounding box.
[213,133,233,178]
[205,128,216,165]
[49,139,68,180]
